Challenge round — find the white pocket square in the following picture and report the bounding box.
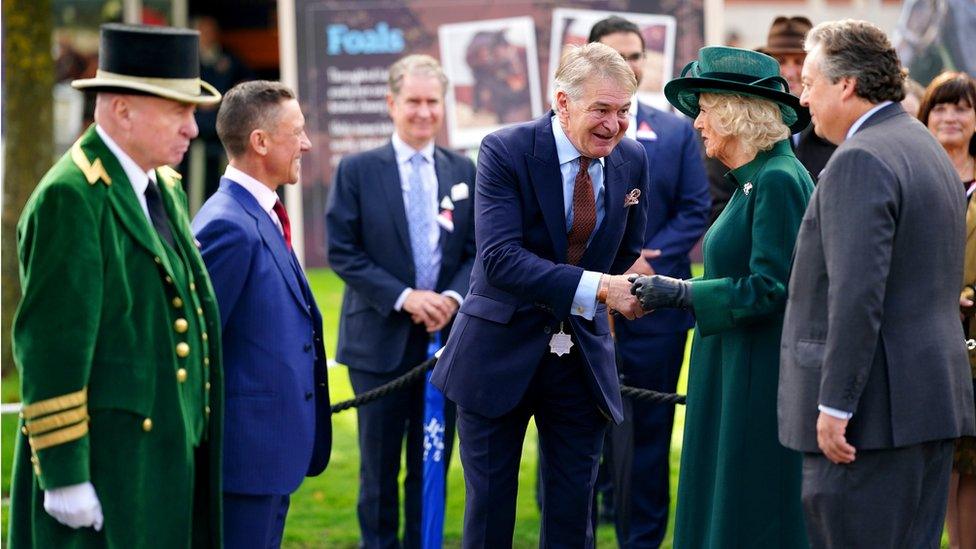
[451,182,469,201]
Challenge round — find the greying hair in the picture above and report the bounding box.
[217,80,295,158]
[388,54,448,96]
[553,42,637,102]
[804,19,905,103]
[699,93,790,154]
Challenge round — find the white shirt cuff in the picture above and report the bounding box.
[818,404,853,420]
[570,271,602,320]
[394,288,412,312]
[442,290,464,307]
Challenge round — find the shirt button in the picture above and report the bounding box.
[176,342,190,358]
[174,318,188,333]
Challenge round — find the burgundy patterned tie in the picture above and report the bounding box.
[567,156,596,264]
[272,200,292,250]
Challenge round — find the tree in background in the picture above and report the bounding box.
[3,0,53,376]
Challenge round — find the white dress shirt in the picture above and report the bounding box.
[224,165,284,236]
[95,125,155,223]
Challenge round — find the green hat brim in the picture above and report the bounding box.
[664,76,810,134]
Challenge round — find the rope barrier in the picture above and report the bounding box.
[329,355,686,414]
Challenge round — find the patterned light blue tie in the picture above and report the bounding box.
[407,153,437,290]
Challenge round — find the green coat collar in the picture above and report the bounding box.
[725,139,794,190]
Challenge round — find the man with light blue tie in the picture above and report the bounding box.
[326,54,476,548]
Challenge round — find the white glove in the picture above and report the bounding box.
[43,481,104,531]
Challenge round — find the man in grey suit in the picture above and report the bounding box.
[778,19,975,547]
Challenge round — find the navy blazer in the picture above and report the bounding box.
[193,178,331,495]
[430,114,650,423]
[327,142,477,373]
[627,103,710,334]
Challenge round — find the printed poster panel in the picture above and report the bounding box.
[293,0,703,267]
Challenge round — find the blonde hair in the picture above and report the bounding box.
[388,54,448,97]
[553,42,636,102]
[698,93,789,153]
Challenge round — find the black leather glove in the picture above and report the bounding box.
[629,274,693,310]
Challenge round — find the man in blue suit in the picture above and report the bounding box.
[588,17,711,547]
[326,55,476,548]
[431,43,650,547]
[192,80,332,548]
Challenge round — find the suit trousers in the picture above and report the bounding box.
[801,440,953,549]
[457,342,610,548]
[348,325,456,549]
[223,492,290,549]
[612,328,688,548]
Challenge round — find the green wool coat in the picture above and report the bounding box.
[673,141,813,549]
[8,126,224,548]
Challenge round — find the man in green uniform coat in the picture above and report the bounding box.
[8,24,225,548]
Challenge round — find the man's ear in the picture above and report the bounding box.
[111,96,133,129]
[840,76,858,101]
[249,128,268,156]
[554,90,569,115]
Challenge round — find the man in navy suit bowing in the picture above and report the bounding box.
[587,17,710,547]
[327,55,476,548]
[431,42,650,547]
[192,80,332,548]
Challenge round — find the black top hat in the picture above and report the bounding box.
[664,46,810,133]
[72,23,220,105]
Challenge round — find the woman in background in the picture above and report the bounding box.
[919,70,976,549]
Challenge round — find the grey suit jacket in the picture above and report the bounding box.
[778,103,975,453]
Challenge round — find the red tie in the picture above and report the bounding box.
[272,200,292,250]
[567,156,596,265]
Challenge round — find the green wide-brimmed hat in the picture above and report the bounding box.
[664,46,810,133]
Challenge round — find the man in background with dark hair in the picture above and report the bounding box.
[779,19,974,547]
[587,15,710,547]
[193,80,331,547]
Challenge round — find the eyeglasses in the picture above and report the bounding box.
[620,52,645,63]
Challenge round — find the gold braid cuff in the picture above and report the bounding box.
[22,388,87,420]
[28,421,89,451]
[25,405,89,436]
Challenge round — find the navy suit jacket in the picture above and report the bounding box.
[430,114,650,423]
[626,103,710,334]
[327,142,477,373]
[193,178,331,495]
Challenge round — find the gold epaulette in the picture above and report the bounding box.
[71,141,112,186]
[157,165,183,188]
[21,388,89,452]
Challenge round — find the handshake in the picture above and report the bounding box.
[628,274,693,311]
[600,274,693,318]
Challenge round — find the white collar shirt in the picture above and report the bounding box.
[224,165,283,234]
[95,125,156,222]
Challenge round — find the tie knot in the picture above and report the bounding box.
[578,156,592,172]
[409,152,426,169]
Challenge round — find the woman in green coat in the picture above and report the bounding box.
[631,46,814,548]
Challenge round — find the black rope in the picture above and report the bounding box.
[330,356,685,413]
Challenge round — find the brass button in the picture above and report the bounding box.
[174,318,188,333]
[164,276,173,285]
[203,357,210,366]
[172,297,184,308]
[205,382,211,391]
[176,342,190,358]
[154,256,162,264]
[202,332,208,341]
[205,406,211,416]
[190,282,196,291]
[196,307,203,316]
[21,426,28,435]
[176,368,188,383]
[142,418,153,432]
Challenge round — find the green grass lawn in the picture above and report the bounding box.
[1,268,691,547]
